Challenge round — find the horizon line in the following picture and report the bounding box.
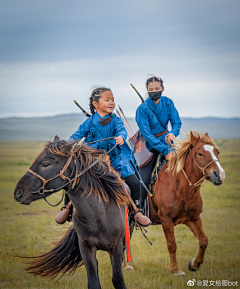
[0,112,240,120]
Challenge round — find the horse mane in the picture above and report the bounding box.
[167,131,217,174]
[45,139,128,207]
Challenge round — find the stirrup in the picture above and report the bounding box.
[61,205,69,211]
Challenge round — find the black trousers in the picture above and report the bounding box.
[123,174,142,208]
[138,149,159,207]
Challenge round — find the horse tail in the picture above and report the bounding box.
[24,226,83,278]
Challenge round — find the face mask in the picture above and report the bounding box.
[149,91,162,101]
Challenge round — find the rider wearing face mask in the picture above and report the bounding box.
[135,76,182,205]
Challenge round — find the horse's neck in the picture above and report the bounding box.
[68,189,120,234]
[70,191,104,221]
[70,189,103,210]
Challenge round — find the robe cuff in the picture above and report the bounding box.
[163,147,174,156]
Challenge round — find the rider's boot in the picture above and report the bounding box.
[55,193,72,224]
[55,201,72,224]
[133,199,152,227]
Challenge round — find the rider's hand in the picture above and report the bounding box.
[165,152,174,161]
[114,136,124,145]
[167,133,175,141]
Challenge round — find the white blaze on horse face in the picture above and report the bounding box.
[203,144,225,182]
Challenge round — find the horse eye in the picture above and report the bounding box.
[198,153,203,157]
[41,162,49,167]
[218,151,220,155]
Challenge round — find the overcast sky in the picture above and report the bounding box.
[0,0,239,118]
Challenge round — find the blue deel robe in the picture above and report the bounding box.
[68,112,136,178]
[136,96,182,156]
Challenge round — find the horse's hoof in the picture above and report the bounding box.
[123,265,134,271]
[188,260,198,271]
[173,270,186,276]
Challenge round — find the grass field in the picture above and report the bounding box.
[0,139,239,289]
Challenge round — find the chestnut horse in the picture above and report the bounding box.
[148,131,225,276]
[14,137,129,289]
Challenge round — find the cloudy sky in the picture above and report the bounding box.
[0,0,239,118]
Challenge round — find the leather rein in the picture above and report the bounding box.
[27,139,117,206]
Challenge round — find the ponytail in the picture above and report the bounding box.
[89,96,96,115]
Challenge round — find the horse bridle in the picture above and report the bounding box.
[182,158,217,188]
[25,151,76,206]
[165,135,218,188]
[26,142,118,205]
[28,152,75,195]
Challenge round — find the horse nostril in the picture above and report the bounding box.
[15,189,23,198]
[213,171,219,178]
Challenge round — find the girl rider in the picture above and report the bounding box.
[56,87,151,227]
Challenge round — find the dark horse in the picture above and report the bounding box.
[148,131,225,276]
[14,136,129,289]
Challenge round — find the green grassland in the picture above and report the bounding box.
[0,139,239,289]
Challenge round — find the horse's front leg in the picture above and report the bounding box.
[110,239,127,289]
[186,216,208,271]
[161,219,186,276]
[78,239,101,289]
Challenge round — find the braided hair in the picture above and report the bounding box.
[146,76,163,89]
[89,96,96,115]
[89,87,113,126]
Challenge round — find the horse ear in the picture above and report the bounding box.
[204,132,209,136]
[70,141,78,153]
[190,131,198,146]
[53,136,60,143]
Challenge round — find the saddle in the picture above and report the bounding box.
[128,130,153,168]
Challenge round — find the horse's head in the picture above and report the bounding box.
[14,136,76,205]
[14,136,127,207]
[190,132,225,186]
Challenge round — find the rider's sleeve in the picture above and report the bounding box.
[167,98,182,137]
[67,118,90,142]
[136,106,170,156]
[114,116,128,141]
